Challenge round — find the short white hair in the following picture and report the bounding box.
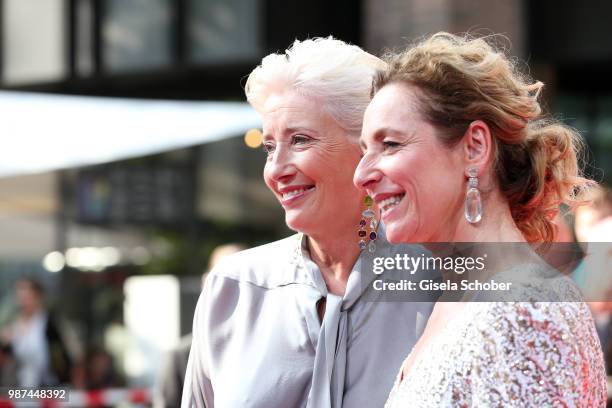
[245,37,385,137]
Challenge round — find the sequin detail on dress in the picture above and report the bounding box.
[385,275,607,407]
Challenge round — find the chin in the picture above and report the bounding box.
[286,215,327,238]
[284,218,302,233]
[284,213,309,234]
[385,222,417,244]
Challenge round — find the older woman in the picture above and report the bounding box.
[182,38,434,408]
[355,32,607,406]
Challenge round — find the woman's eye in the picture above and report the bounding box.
[262,143,275,155]
[382,140,400,149]
[292,134,311,145]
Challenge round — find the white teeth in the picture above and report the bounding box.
[282,187,315,200]
[379,194,405,212]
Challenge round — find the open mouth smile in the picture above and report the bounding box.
[279,186,316,205]
[377,193,406,214]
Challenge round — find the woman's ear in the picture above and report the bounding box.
[462,120,493,174]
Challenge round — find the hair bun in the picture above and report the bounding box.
[512,120,595,241]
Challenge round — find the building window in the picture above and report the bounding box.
[2,0,67,85]
[103,0,173,72]
[555,94,612,183]
[188,0,261,64]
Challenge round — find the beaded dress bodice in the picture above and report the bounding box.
[385,300,606,407]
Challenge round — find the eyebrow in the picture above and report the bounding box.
[287,126,317,135]
[264,126,318,140]
[361,127,403,148]
[379,126,410,138]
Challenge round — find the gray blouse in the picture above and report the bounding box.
[181,232,433,408]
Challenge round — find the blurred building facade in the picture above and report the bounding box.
[362,0,611,183]
[2,0,608,181]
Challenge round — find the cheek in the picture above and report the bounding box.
[262,163,275,190]
[297,154,328,182]
[383,154,425,188]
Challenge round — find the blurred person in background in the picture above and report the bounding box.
[0,341,18,386]
[0,278,78,387]
[576,187,612,243]
[534,210,587,275]
[85,347,124,390]
[575,187,612,373]
[156,243,246,408]
[182,37,434,408]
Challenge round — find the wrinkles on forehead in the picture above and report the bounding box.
[261,91,355,151]
[361,83,425,147]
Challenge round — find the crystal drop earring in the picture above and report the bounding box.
[464,167,483,223]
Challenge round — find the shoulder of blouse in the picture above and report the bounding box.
[206,233,317,290]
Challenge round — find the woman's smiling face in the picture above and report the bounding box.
[354,83,465,243]
[262,90,363,235]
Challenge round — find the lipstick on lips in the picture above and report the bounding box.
[278,185,316,206]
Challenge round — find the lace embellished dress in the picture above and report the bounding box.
[385,300,607,407]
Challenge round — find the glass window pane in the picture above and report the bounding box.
[76,0,94,77]
[188,0,260,64]
[2,0,67,85]
[103,0,173,72]
[554,95,589,132]
[555,94,612,184]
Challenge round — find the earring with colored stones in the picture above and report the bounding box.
[359,196,379,252]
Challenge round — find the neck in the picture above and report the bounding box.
[451,189,526,243]
[307,214,363,296]
[443,190,539,275]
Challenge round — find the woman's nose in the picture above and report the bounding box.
[353,154,381,191]
[267,148,296,183]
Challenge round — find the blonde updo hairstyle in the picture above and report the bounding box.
[374,32,595,242]
[245,37,386,139]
